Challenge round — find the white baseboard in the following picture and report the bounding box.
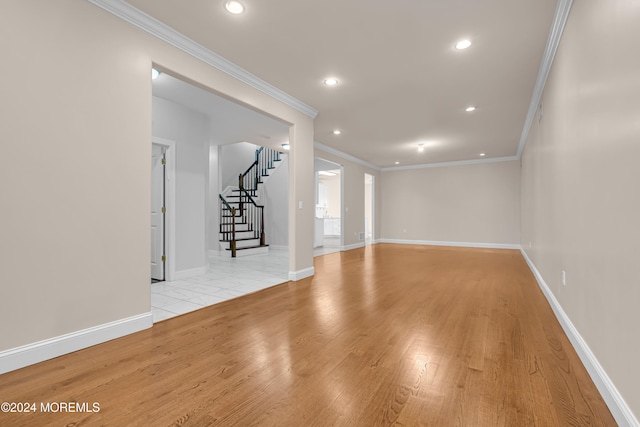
[269,245,288,252]
[520,248,639,427]
[378,238,520,250]
[342,242,366,251]
[288,267,314,281]
[0,312,152,375]
[174,266,207,280]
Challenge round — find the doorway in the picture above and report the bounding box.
[151,138,176,283]
[150,69,291,322]
[151,144,165,282]
[364,173,374,245]
[314,158,343,256]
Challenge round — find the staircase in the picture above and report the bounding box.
[219,147,284,257]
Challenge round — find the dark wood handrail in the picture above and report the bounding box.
[219,194,237,257]
[238,147,281,193]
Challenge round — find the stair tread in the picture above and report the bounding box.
[220,237,260,242]
[226,244,269,251]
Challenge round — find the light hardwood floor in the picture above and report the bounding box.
[0,244,616,426]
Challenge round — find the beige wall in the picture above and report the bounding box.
[380,161,520,245]
[521,0,640,418]
[314,148,381,247]
[0,0,314,352]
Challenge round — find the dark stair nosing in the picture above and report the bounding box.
[226,244,269,251]
[220,237,260,242]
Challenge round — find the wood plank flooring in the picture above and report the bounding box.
[0,244,616,426]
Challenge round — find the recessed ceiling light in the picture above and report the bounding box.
[418,143,425,152]
[465,106,476,112]
[151,68,160,80]
[282,143,290,150]
[323,78,339,86]
[479,153,486,157]
[225,1,244,14]
[455,39,472,50]
[394,161,400,165]
[332,130,341,135]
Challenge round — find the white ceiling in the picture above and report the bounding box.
[153,73,290,148]
[138,0,558,168]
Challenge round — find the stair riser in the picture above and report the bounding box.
[234,239,262,249]
[220,223,252,231]
[220,231,256,240]
[221,246,269,258]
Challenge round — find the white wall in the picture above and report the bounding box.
[220,142,259,190]
[264,156,289,247]
[380,161,520,245]
[152,96,208,272]
[521,0,640,420]
[207,144,220,252]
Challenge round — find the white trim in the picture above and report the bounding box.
[378,239,520,250]
[516,0,573,158]
[340,164,345,250]
[87,0,317,119]
[364,172,375,245]
[381,156,519,172]
[208,249,222,257]
[288,267,314,281]
[152,137,176,281]
[269,245,289,252]
[520,248,639,427]
[342,242,366,251]
[174,266,208,280]
[0,313,152,375]
[314,142,381,171]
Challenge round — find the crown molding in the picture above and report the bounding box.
[314,140,519,172]
[381,156,519,172]
[89,0,570,167]
[314,142,381,171]
[86,0,318,119]
[516,0,573,158]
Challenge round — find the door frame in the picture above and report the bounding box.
[314,157,344,251]
[152,137,176,282]
[364,173,375,245]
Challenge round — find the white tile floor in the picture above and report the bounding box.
[151,249,289,323]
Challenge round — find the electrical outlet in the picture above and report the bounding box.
[561,270,566,286]
[403,228,407,233]
[538,102,544,122]
[529,241,532,249]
